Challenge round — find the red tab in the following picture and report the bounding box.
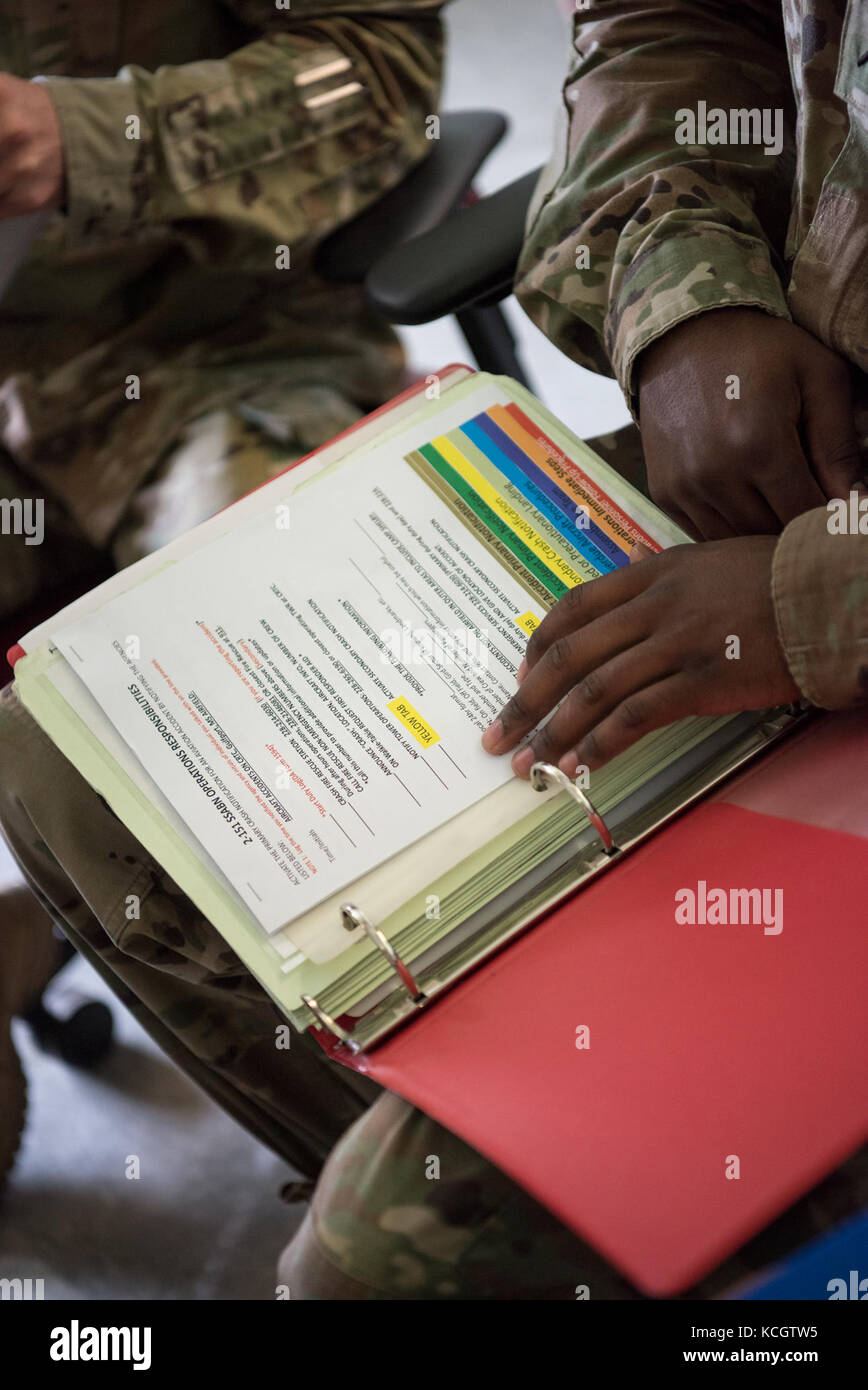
[505,403,662,552]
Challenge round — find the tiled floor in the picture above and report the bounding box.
[0,0,628,1300]
[0,836,302,1300]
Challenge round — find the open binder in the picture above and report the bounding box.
[10,365,867,1295]
[300,705,808,1053]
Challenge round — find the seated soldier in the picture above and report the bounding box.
[1,0,866,1298]
[0,0,448,1184]
[277,0,868,1297]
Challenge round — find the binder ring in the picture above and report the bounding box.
[301,994,361,1054]
[341,903,426,1003]
[529,761,618,854]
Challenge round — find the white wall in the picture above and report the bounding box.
[399,0,631,441]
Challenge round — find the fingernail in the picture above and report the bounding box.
[481,718,503,752]
[575,741,597,772]
[558,751,579,778]
[512,746,534,778]
[516,658,528,683]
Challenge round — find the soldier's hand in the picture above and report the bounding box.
[481,537,800,775]
[0,74,64,218]
[636,308,861,539]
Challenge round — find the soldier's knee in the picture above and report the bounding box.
[0,683,27,798]
[0,682,58,837]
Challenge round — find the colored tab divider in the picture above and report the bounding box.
[464,413,624,571]
[492,403,662,554]
[405,450,556,609]
[441,426,600,583]
[428,436,587,594]
[412,444,569,601]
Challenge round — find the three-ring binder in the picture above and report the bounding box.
[300,994,362,1053]
[341,903,426,1002]
[297,708,807,1051]
[529,761,618,854]
[305,774,616,1047]
[302,901,427,1049]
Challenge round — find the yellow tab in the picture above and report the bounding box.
[388,696,440,748]
[432,434,586,590]
[515,611,540,636]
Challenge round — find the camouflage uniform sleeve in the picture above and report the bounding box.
[38,1,445,266]
[514,0,794,407]
[772,505,868,709]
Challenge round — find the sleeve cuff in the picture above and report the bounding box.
[772,503,868,709]
[39,73,153,242]
[611,226,791,413]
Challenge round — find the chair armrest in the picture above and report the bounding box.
[363,168,540,325]
[315,110,507,285]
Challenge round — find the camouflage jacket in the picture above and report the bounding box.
[516,0,868,710]
[0,0,445,545]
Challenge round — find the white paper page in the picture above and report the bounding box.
[39,645,550,971]
[53,382,542,959]
[45,653,274,923]
[18,366,473,654]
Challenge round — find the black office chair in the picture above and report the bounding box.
[317,112,539,387]
[362,166,541,386]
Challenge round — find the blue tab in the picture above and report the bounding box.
[465,414,628,570]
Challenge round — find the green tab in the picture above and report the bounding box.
[417,442,568,600]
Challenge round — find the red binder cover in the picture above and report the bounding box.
[327,709,868,1295]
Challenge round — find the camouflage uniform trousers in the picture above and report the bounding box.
[3,420,867,1296]
[0,680,380,1179]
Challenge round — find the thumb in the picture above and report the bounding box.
[800,354,862,500]
[629,541,653,564]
